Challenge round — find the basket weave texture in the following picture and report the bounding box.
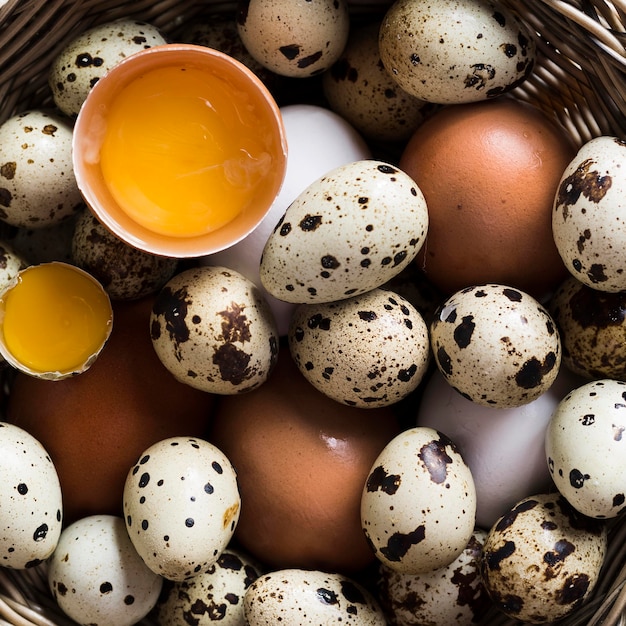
[2,0,626,624]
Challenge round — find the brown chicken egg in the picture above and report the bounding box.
[6,294,215,524]
[399,98,575,300]
[209,348,401,574]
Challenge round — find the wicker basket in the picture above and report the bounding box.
[1,0,626,624]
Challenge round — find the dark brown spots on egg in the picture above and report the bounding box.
[485,540,516,571]
[321,254,339,270]
[556,159,612,217]
[393,250,407,266]
[358,310,377,322]
[56,581,68,596]
[569,468,590,489]
[380,525,426,562]
[279,44,300,60]
[152,285,191,344]
[317,587,339,605]
[398,363,418,382]
[300,214,323,231]
[587,263,608,284]
[410,53,420,66]
[543,539,575,571]
[330,58,358,82]
[515,352,557,389]
[42,124,58,136]
[212,343,253,385]
[495,498,538,532]
[501,43,517,57]
[33,524,48,542]
[377,164,398,175]
[307,313,331,330]
[0,188,12,208]
[493,11,506,26]
[436,345,453,376]
[100,581,113,594]
[454,315,475,348]
[298,51,323,69]
[503,288,523,302]
[613,493,625,507]
[555,573,591,606]
[464,64,495,91]
[577,229,591,253]
[218,302,251,344]
[366,465,401,495]
[418,438,453,484]
[0,162,16,179]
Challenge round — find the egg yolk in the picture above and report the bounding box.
[1,264,112,373]
[99,64,276,238]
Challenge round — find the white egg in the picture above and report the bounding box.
[0,422,63,569]
[48,515,163,626]
[416,367,583,529]
[123,437,241,582]
[201,104,372,335]
[361,426,476,574]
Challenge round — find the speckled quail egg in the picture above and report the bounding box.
[377,528,492,625]
[480,493,607,624]
[546,379,626,519]
[72,208,178,301]
[123,437,241,582]
[323,22,435,143]
[0,110,83,228]
[549,275,626,380]
[49,19,167,117]
[150,266,279,395]
[288,287,430,408]
[156,547,263,625]
[0,422,63,569]
[361,426,477,574]
[378,0,536,104]
[236,0,350,78]
[48,515,163,626]
[430,284,561,408]
[553,136,626,292]
[259,160,428,304]
[244,568,386,624]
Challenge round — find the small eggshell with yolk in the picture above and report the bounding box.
[208,348,401,574]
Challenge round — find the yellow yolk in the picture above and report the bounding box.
[99,65,276,238]
[1,264,112,374]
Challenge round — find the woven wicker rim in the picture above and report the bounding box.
[2,0,626,624]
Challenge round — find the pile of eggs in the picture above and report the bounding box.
[1,0,625,624]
